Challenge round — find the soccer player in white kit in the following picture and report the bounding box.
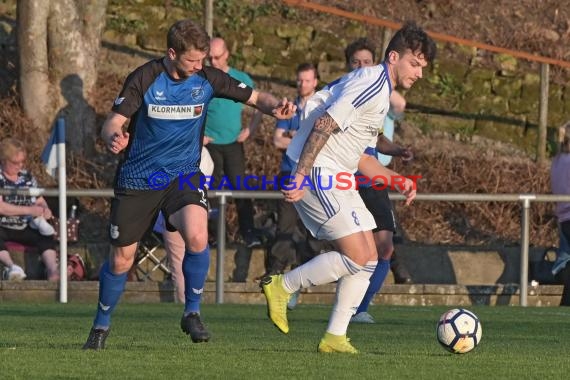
[261,22,436,353]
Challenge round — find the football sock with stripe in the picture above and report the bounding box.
[327,260,376,335]
[283,251,363,293]
[356,258,390,314]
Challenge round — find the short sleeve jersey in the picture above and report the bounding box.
[111,58,253,190]
[0,170,37,230]
[286,63,392,174]
[204,67,254,145]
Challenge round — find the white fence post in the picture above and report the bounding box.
[519,195,535,306]
[215,193,228,304]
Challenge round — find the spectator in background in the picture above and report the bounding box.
[0,137,59,281]
[204,37,263,248]
[551,122,570,306]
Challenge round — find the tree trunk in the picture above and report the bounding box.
[17,0,51,130]
[18,0,108,156]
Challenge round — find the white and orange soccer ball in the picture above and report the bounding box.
[436,308,482,354]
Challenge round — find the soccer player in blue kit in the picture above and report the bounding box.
[83,19,295,350]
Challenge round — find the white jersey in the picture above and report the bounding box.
[286,63,392,175]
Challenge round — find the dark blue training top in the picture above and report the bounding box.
[111,58,253,190]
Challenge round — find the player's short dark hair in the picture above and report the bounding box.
[296,62,319,79]
[167,19,210,54]
[384,21,436,63]
[344,38,377,65]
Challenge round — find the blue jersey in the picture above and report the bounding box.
[275,96,304,172]
[111,59,253,190]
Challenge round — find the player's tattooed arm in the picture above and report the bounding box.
[295,113,340,176]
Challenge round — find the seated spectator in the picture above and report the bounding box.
[0,138,59,281]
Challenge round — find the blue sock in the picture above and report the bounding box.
[356,258,390,314]
[183,246,210,315]
[93,261,127,329]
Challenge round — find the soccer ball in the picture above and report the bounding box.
[436,308,482,354]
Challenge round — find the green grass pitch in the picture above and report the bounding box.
[1,303,569,379]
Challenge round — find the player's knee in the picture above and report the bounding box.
[111,255,134,274]
[187,231,208,252]
[111,245,137,274]
[345,251,372,267]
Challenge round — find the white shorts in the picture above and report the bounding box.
[293,167,376,240]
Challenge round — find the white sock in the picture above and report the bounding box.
[282,251,362,293]
[326,260,377,336]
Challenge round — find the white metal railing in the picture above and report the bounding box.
[2,188,569,306]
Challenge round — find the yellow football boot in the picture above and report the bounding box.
[260,274,291,334]
[317,332,359,354]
